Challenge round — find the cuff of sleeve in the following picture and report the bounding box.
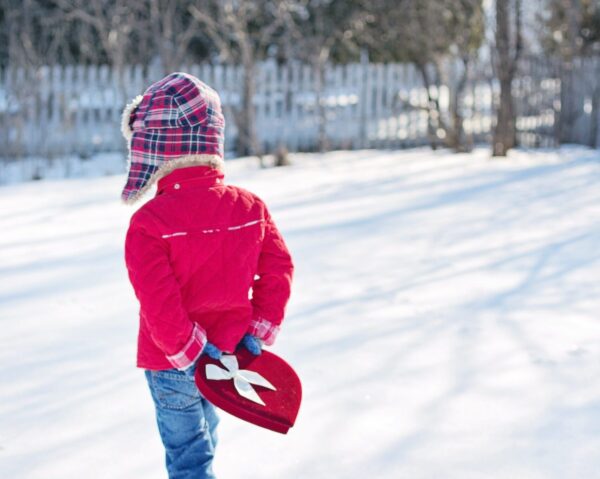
[166,324,207,370]
[248,317,280,346]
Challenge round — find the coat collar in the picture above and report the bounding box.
[156,166,225,196]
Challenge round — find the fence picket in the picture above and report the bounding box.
[288,62,300,152]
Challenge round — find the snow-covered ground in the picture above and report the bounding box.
[1,147,600,479]
[0,152,126,185]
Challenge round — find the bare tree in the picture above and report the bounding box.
[189,0,297,158]
[4,0,67,67]
[52,0,142,71]
[287,0,371,152]
[1,0,70,159]
[492,0,522,157]
[369,0,484,153]
[147,1,205,75]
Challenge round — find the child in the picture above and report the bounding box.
[122,72,294,479]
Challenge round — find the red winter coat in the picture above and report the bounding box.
[124,165,294,370]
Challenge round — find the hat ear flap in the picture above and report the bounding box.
[121,94,144,141]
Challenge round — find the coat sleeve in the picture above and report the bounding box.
[124,210,206,370]
[248,209,294,345]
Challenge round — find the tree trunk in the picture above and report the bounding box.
[558,63,575,144]
[418,63,441,150]
[236,61,261,159]
[493,75,515,156]
[446,58,472,153]
[590,70,600,148]
[492,0,517,157]
[315,58,328,152]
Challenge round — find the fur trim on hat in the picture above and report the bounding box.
[122,154,225,205]
[121,94,144,142]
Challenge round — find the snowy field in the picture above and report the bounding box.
[1,147,600,479]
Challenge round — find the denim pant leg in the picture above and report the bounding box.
[184,364,220,448]
[145,366,219,479]
[202,396,219,448]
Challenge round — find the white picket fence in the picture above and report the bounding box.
[0,58,599,159]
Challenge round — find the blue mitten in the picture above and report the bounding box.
[183,361,197,377]
[241,334,263,356]
[203,342,222,360]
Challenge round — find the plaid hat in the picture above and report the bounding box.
[120,72,225,204]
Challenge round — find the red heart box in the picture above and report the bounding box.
[194,348,302,434]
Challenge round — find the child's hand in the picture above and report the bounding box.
[183,362,197,377]
[240,334,263,356]
[203,342,222,360]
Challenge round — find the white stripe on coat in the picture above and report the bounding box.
[161,219,264,238]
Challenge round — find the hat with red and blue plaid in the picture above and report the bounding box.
[120,72,225,204]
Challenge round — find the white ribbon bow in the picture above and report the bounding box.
[205,355,276,406]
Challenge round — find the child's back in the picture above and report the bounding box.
[127,164,293,369]
[121,72,293,479]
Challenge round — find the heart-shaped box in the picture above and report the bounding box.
[194,348,302,434]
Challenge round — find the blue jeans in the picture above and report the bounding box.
[145,363,219,479]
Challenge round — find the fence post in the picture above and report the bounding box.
[358,49,370,149]
[289,62,300,152]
